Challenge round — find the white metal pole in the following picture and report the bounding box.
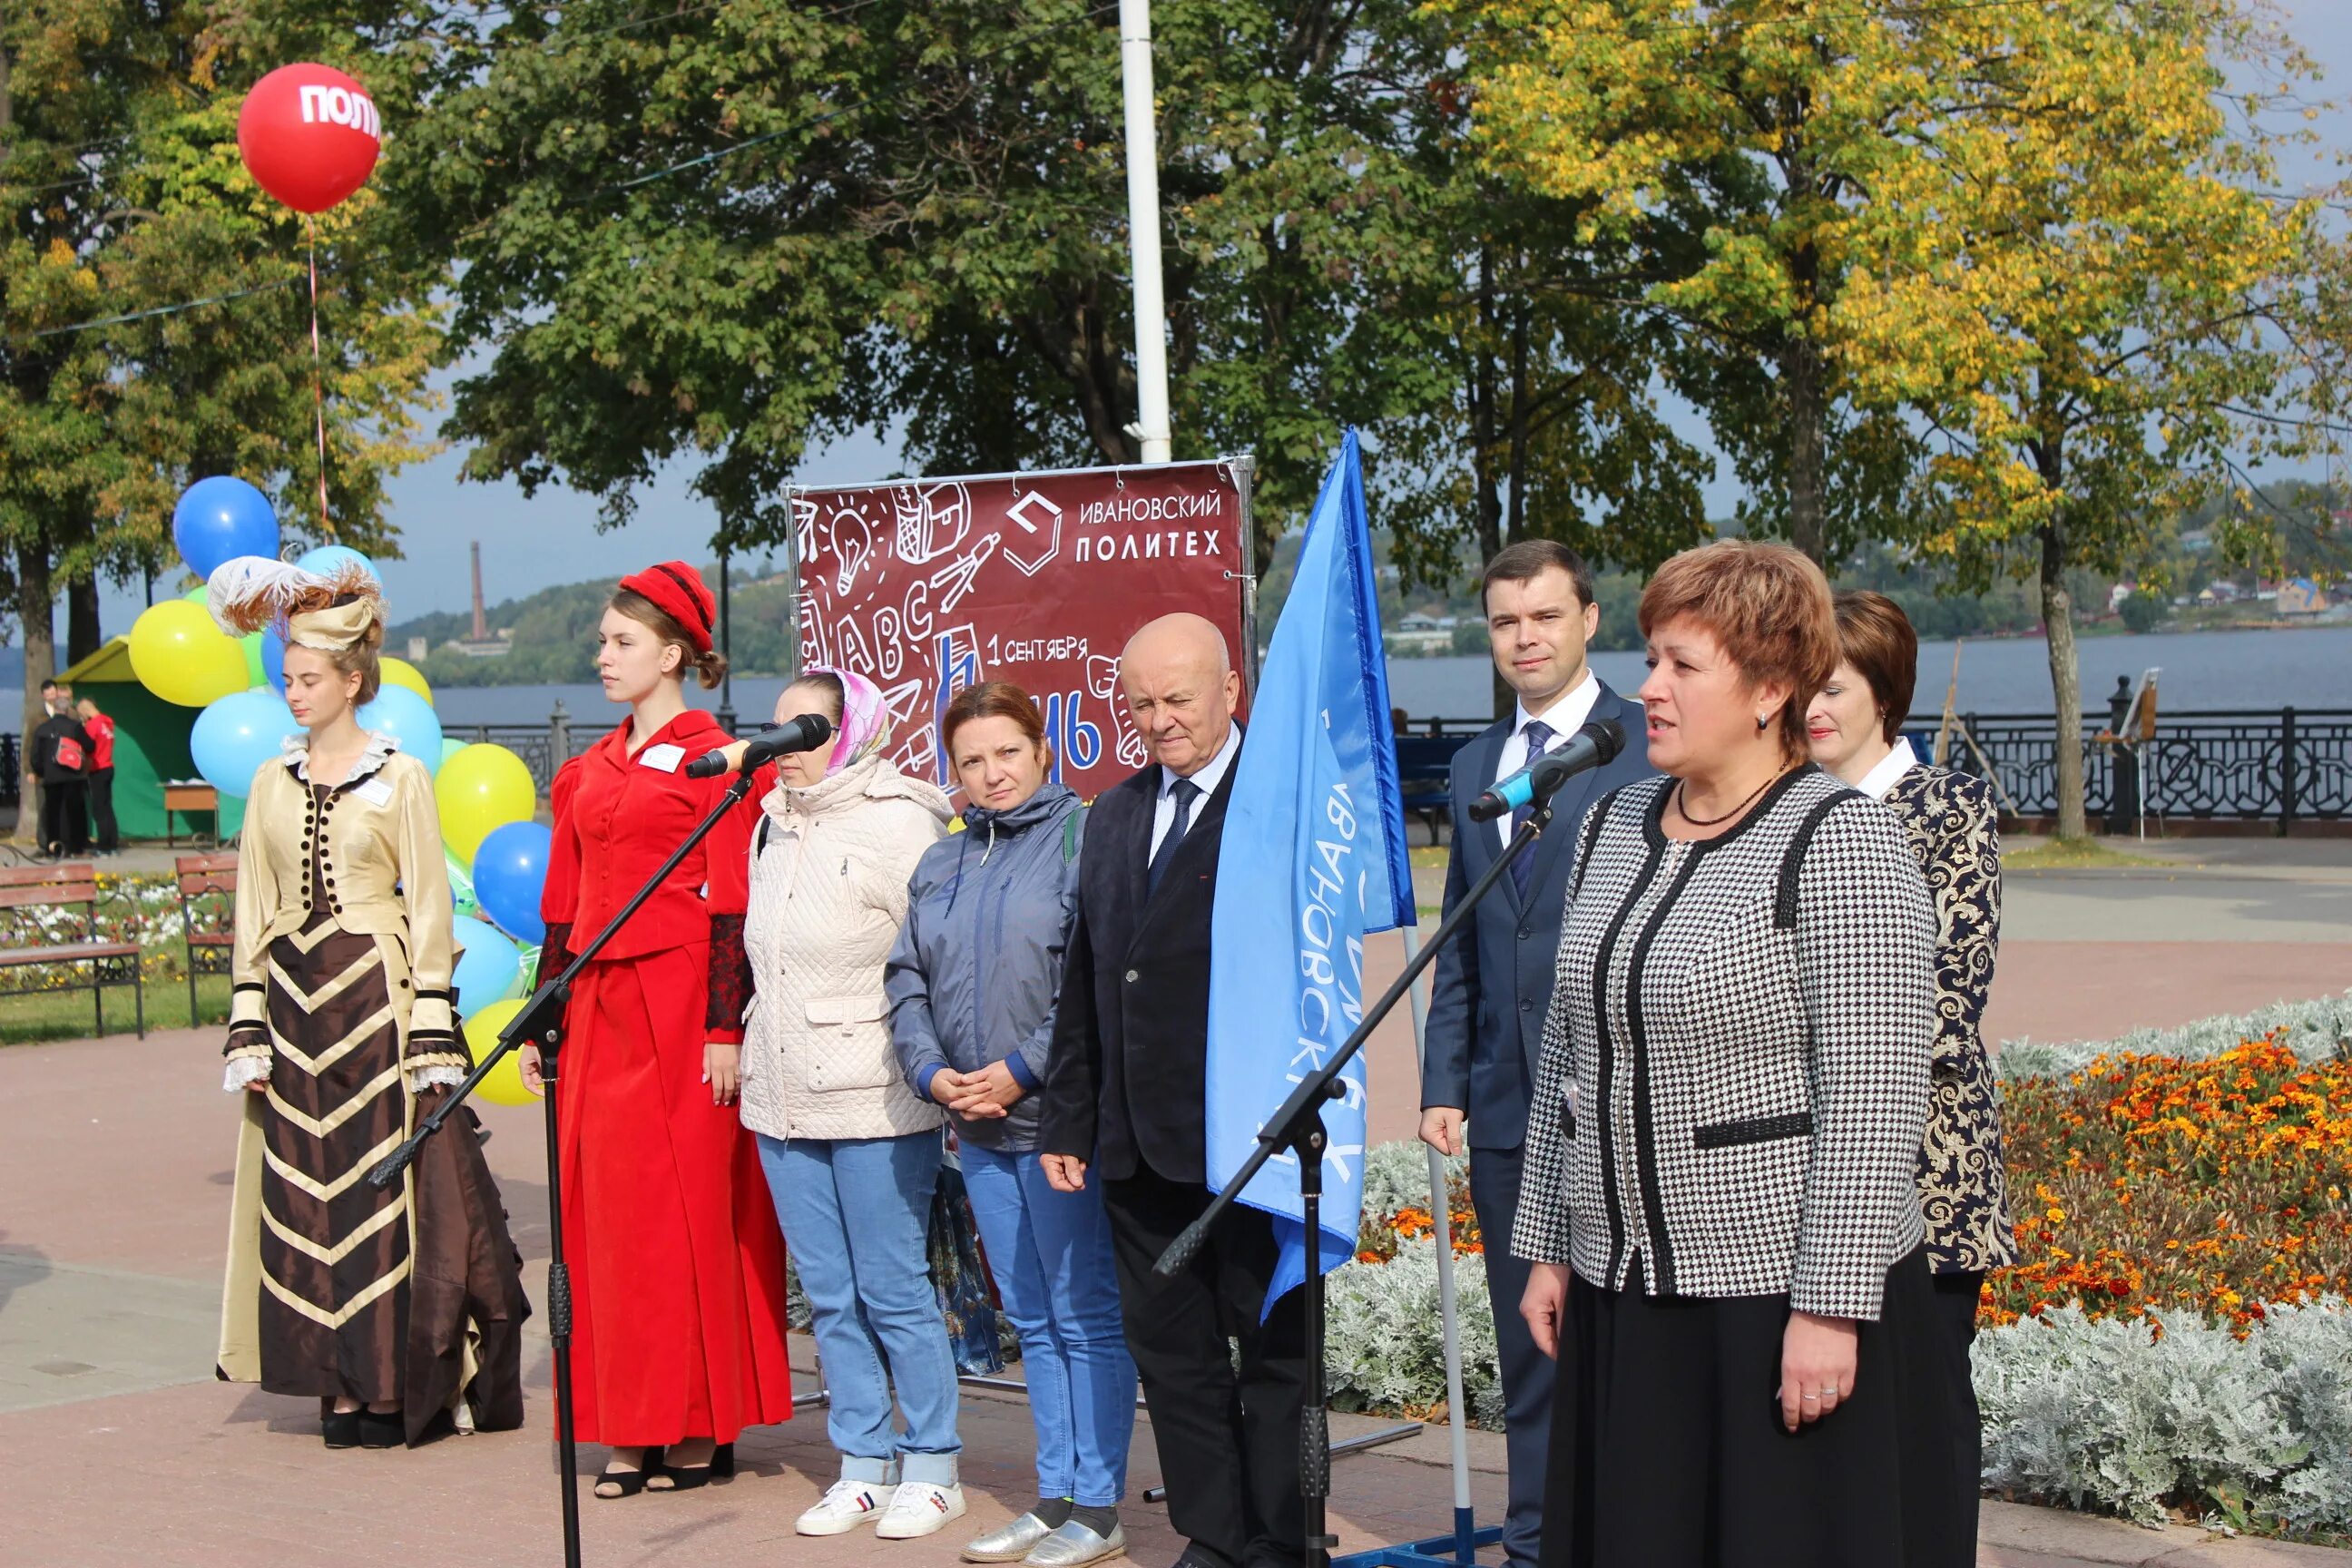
[1118,0,1173,463]
[1402,925,1478,1536]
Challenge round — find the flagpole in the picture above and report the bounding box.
[1401,925,1479,1563]
[1119,0,1172,462]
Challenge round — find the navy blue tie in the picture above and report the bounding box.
[1148,777,1202,896]
[1508,720,1554,902]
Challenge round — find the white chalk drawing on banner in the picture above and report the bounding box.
[893,483,974,565]
[1002,489,1063,576]
[880,675,936,783]
[927,533,1000,616]
[797,592,832,671]
[867,578,936,683]
[1087,652,1147,769]
[821,502,880,597]
[831,613,876,681]
[792,493,822,565]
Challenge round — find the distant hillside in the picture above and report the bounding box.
[387,566,800,688]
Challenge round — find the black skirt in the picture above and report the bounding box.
[1540,1247,1968,1568]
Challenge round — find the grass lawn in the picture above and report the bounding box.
[0,973,233,1044]
[2006,837,2170,871]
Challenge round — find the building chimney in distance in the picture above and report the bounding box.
[471,541,488,643]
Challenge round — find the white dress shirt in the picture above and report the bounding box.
[1855,736,1920,802]
[1491,670,1601,850]
[1151,719,1242,859]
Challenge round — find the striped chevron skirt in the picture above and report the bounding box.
[217,908,529,1443]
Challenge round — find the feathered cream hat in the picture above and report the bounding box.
[205,555,385,653]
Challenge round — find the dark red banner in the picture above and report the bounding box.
[791,459,1252,799]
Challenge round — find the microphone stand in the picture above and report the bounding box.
[370,766,763,1568]
[1153,776,1573,1568]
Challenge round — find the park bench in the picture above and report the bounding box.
[176,852,240,1027]
[0,863,145,1038]
[1396,733,1475,845]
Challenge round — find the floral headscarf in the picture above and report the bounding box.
[808,664,891,775]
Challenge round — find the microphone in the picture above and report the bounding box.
[1466,718,1627,823]
[683,712,837,779]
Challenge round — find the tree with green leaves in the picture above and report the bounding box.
[387,0,1720,603]
[1449,0,1936,564]
[1835,0,2349,838]
[2,0,442,831]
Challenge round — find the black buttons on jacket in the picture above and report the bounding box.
[1520,998,1534,1012]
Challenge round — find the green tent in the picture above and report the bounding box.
[56,638,247,843]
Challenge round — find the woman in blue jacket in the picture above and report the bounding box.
[887,681,1136,1568]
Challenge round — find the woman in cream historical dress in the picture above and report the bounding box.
[211,557,528,1449]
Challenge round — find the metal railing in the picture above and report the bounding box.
[8,704,2345,824]
[1395,708,2352,826]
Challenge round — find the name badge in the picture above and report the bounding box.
[352,777,395,806]
[638,743,686,774]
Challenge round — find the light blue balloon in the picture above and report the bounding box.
[472,820,553,946]
[191,689,301,798]
[260,628,288,692]
[357,684,442,765]
[294,544,379,584]
[174,477,279,581]
[449,914,524,1018]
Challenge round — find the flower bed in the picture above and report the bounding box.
[1333,1010,2352,1538]
[1990,1035,2352,1331]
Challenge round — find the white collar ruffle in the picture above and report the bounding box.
[282,727,402,786]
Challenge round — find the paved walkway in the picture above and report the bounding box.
[0,1028,2344,1567]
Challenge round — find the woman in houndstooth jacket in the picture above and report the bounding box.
[1514,542,1966,1568]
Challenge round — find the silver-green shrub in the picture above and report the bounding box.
[1999,991,2352,1081]
[1975,1298,2352,1533]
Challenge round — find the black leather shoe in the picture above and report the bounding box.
[358,1409,403,1449]
[321,1410,361,1449]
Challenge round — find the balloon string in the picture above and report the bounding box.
[307,216,333,542]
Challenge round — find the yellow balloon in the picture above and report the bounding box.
[380,656,433,705]
[128,600,250,707]
[436,742,536,864]
[463,996,538,1107]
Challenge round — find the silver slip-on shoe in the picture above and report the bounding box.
[962,1512,1058,1563]
[1022,1520,1127,1568]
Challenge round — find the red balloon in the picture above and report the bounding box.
[236,64,383,215]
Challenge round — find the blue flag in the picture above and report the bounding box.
[1206,429,1415,1311]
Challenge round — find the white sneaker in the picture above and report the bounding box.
[875,1480,967,1540]
[797,1476,891,1535]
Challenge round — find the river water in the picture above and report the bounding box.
[428,623,2352,729]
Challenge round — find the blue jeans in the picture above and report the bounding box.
[961,1142,1136,1506]
[756,1132,961,1485]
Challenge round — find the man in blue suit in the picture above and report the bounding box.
[1420,539,1652,1568]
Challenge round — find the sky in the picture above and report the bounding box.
[89,2,2352,634]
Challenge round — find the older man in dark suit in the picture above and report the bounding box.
[1420,539,1653,1568]
[1040,612,1303,1568]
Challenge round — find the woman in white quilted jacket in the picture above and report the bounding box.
[737,666,962,1539]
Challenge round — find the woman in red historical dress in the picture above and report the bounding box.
[525,561,795,1497]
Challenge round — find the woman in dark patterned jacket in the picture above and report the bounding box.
[1808,589,2014,1527]
[1515,541,1965,1568]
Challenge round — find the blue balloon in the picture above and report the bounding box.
[449,914,524,1018]
[174,477,279,582]
[357,685,443,766]
[472,820,552,946]
[294,544,379,584]
[260,627,288,692]
[191,689,301,798]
